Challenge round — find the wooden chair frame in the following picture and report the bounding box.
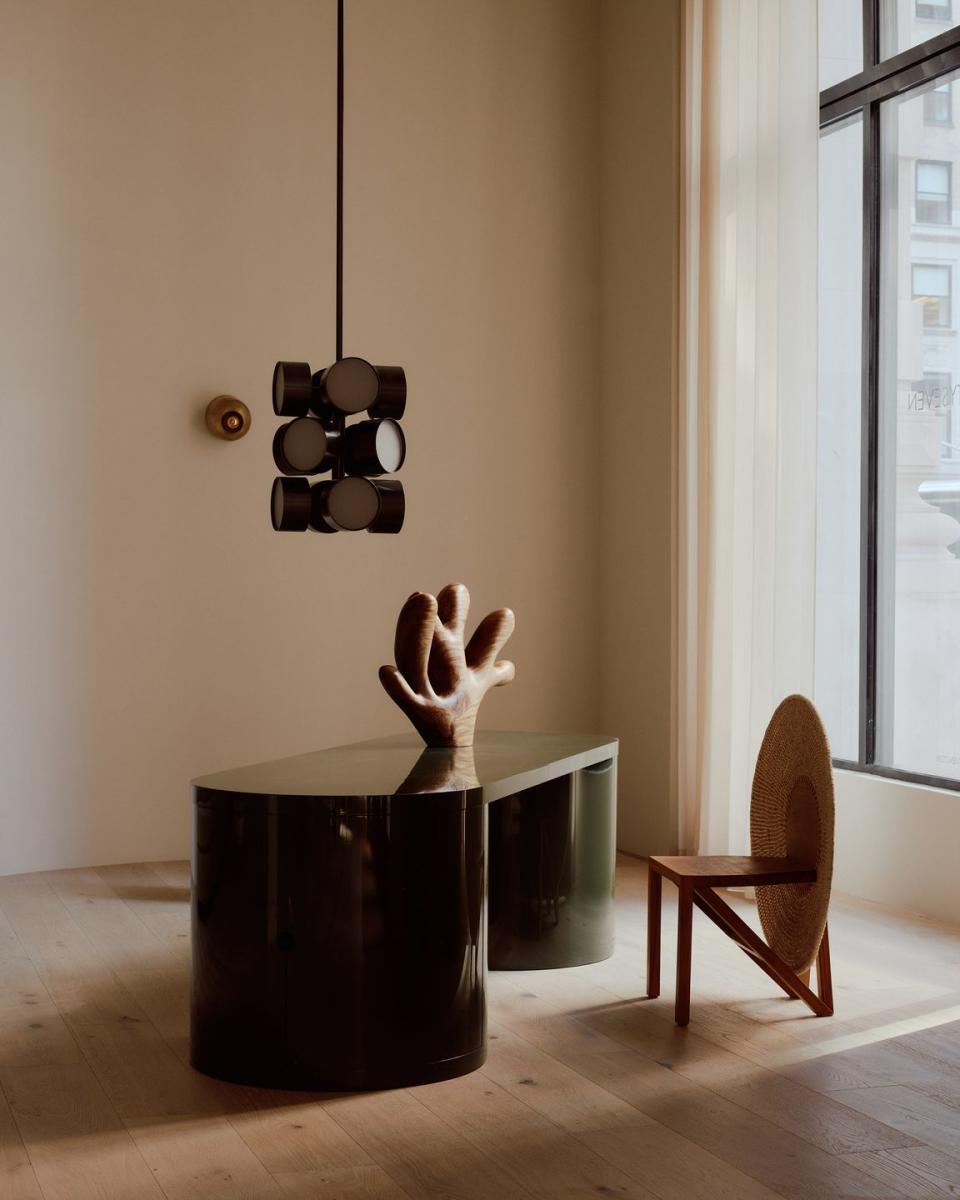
[646,856,834,1027]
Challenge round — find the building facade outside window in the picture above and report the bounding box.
[818,0,960,787]
[890,0,960,53]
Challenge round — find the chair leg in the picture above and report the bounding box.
[816,924,833,1014]
[675,880,694,1026]
[692,886,832,1017]
[646,866,662,999]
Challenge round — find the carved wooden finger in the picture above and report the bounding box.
[465,608,515,673]
[379,582,516,747]
[394,592,437,694]
[436,582,469,635]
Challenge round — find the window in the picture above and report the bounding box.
[818,5,960,789]
[913,263,952,326]
[924,81,953,124]
[916,160,952,223]
[883,0,960,55]
[819,0,863,89]
[916,1,952,19]
[816,116,863,761]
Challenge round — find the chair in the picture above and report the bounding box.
[647,695,834,1026]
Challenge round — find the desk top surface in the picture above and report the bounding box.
[192,730,618,801]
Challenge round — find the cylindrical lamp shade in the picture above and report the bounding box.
[271,477,313,531]
[273,419,339,476]
[368,365,406,419]
[314,357,380,415]
[310,477,405,533]
[367,479,405,533]
[343,419,405,476]
[273,362,314,417]
[312,476,379,531]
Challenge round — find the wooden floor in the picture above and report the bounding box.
[1,856,959,1200]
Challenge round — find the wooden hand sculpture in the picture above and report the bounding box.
[379,583,515,747]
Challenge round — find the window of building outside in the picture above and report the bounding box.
[916,160,952,222]
[913,263,952,325]
[819,2,960,787]
[925,81,953,125]
[916,2,952,22]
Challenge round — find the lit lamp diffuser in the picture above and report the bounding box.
[271,358,406,534]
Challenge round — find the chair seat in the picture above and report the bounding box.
[649,855,817,888]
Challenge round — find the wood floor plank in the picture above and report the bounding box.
[482,1025,784,1200]
[148,862,192,889]
[70,1014,236,1122]
[272,1165,415,1199]
[40,868,180,972]
[880,1146,960,1196]
[227,1089,376,1176]
[832,1085,960,1161]
[124,1116,284,1200]
[565,1047,901,1200]
[0,1085,44,1200]
[1,1062,164,1200]
[113,966,190,1042]
[841,1149,960,1198]
[776,1044,921,1093]
[321,1088,541,1200]
[722,1071,921,1156]
[487,974,635,1059]
[95,863,191,916]
[95,864,192,961]
[0,1005,86,1069]
[0,874,141,1018]
[900,1023,960,1071]
[412,1067,660,1200]
[484,1021,652,1133]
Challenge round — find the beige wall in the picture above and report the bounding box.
[0,0,621,875]
[599,0,680,855]
[833,771,960,925]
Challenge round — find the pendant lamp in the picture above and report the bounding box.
[271,0,406,535]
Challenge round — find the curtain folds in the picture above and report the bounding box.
[677,0,819,855]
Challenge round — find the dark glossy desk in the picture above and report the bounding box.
[190,731,617,1091]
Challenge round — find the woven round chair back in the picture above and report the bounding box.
[750,695,834,972]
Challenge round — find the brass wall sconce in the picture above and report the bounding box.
[205,395,251,441]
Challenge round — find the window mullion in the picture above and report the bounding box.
[865,0,880,67]
[860,99,881,766]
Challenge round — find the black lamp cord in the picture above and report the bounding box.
[336,0,344,363]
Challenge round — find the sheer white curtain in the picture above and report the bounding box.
[676,0,819,854]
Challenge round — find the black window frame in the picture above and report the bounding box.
[820,1,960,793]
